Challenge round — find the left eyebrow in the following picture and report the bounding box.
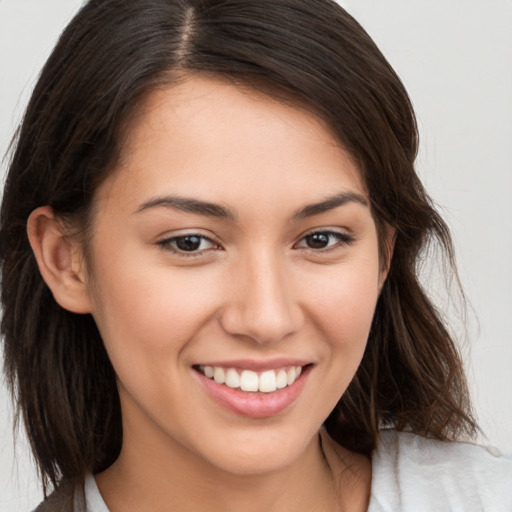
[291,191,368,221]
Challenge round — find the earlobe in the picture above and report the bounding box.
[27,206,92,314]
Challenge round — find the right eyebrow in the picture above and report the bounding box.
[134,195,237,221]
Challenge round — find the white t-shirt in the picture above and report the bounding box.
[368,430,512,511]
[83,430,512,511]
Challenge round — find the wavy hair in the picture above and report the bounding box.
[1,0,477,494]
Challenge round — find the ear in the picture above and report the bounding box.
[27,206,92,314]
[379,223,396,289]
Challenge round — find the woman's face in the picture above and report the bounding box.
[85,76,389,476]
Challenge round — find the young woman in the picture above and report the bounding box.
[1,1,510,511]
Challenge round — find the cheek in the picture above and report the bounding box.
[302,258,381,347]
[87,247,224,361]
[287,259,381,423]
[86,262,228,426]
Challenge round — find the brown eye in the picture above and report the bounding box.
[296,231,354,251]
[157,234,218,255]
[175,235,203,251]
[304,233,330,249]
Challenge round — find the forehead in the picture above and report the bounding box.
[96,76,366,214]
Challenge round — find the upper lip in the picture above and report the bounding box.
[195,358,312,372]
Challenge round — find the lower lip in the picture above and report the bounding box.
[194,367,311,419]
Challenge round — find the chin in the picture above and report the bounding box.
[192,425,317,477]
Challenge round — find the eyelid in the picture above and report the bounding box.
[294,228,355,251]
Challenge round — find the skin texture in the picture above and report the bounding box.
[28,76,391,511]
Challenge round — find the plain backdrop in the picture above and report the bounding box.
[1,0,511,510]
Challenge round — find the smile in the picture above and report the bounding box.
[197,365,303,393]
[194,362,311,418]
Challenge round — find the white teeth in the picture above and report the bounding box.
[287,367,296,385]
[200,365,305,393]
[225,368,241,389]
[240,370,259,392]
[213,367,225,384]
[259,370,277,393]
[276,369,288,389]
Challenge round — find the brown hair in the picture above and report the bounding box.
[1,0,477,495]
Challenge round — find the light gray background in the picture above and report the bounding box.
[1,0,511,509]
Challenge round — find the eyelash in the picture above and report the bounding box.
[157,230,355,258]
[157,234,220,258]
[295,230,355,252]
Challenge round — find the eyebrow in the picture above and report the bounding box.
[291,191,368,221]
[135,191,368,221]
[135,196,237,220]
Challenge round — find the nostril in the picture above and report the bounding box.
[218,307,304,346]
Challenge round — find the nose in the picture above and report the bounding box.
[219,251,304,345]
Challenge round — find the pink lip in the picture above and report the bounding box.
[193,364,312,419]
